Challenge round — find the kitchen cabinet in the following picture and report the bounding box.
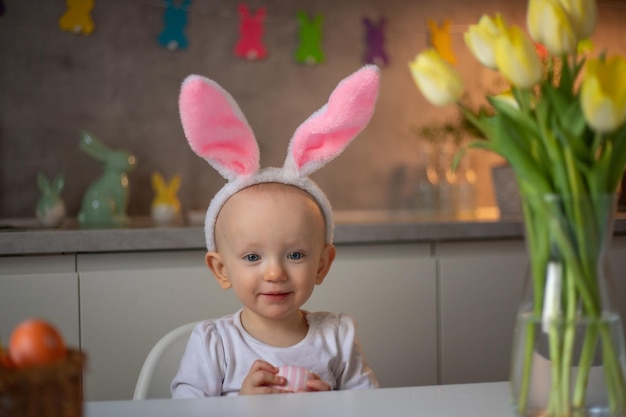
[437,236,626,385]
[2,234,624,401]
[0,255,80,350]
[304,243,438,389]
[77,250,240,401]
[437,239,528,384]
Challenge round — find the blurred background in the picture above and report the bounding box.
[2,0,625,220]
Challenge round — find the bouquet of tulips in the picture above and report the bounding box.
[409,0,626,416]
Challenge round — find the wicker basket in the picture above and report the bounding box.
[0,349,85,417]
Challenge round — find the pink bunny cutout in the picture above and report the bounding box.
[179,65,381,251]
[234,4,267,60]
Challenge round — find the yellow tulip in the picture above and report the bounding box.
[558,0,597,40]
[464,14,507,69]
[581,56,626,133]
[408,49,464,107]
[527,0,579,55]
[494,25,542,89]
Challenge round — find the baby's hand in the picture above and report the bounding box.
[239,360,290,395]
[302,372,331,392]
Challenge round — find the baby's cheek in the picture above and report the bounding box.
[274,365,312,392]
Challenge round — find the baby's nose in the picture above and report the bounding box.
[264,260,287,281]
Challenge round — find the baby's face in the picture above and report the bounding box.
[213,183,330,322]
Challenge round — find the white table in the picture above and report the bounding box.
[85,381,517,417]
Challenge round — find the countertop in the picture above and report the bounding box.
[3,209,626,256]
[85,382,515,417]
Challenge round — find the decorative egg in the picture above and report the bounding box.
[275,365,312,392]
[9,319,66,367]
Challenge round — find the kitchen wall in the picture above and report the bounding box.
[2,0,626,219]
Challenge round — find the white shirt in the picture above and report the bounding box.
[171,309,379,397]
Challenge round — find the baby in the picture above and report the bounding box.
[171,65,380,397]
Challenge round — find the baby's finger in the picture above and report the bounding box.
[251,369,287,388]
[249,359,279,374]
[304,377,331,392]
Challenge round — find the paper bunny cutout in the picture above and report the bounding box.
[427,18,456,65]
[59,0,95,35]
[158,0,191,50]
[234,4,267,60]
[363,17,389,67]
[179,65,380,251]
[295,11,325,65]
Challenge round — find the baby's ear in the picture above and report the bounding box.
[315,244,336,285]
[205,252,232,289]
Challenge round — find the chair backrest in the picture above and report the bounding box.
[133,322,198,400]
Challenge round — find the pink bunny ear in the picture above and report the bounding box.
[284,65,380,176]
[179,75,260,181]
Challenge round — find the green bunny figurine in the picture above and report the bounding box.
[36,172,66,227]
[77,132,137,228]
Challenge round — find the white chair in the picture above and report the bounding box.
[133,322,198,400]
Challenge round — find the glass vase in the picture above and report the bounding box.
[510,193,626,417]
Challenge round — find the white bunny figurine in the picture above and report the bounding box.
[77,132,137,228]
[178,65,380,251]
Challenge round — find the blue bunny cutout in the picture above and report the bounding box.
[158,0,191,50]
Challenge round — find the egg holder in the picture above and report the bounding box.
[273,365,313,392]
[0,349,85,417]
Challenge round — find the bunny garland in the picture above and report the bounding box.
[179,65,380,251]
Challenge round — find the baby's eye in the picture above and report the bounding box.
[287,251,304,260]
[244,253,260,262]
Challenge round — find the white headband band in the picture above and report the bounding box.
[179,65,381,252]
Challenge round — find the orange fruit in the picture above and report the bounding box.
[8,319,66,367]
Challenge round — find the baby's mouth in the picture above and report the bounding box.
[260,291,292,302]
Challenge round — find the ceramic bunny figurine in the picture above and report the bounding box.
[77,132,137,228]
[151,172,181,225]
[36,173,66,228]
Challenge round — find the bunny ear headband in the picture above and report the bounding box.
[179,65,380,251]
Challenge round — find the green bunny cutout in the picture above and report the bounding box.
[295,11,324,65]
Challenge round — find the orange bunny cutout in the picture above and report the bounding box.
[151,172,181,225]
[427,18,455,65]
[59,0,95,35]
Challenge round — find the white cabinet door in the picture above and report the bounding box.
[78,250,240,401]
[438,239,528,384]
[304,243,438,388]
[0,255,79,349]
